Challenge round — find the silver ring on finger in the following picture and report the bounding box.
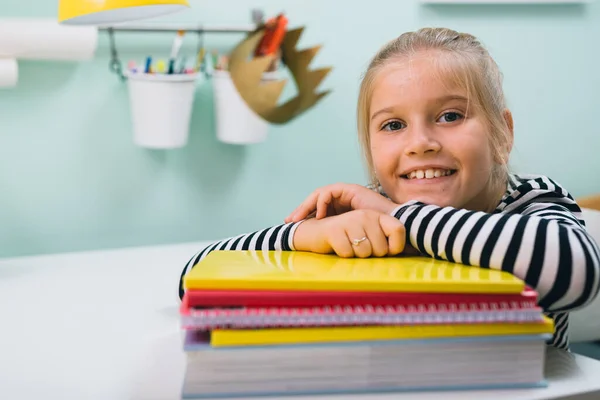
[351,236,368,246]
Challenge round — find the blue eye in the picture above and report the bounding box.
[438,112,464,123]
[382,120,405,131]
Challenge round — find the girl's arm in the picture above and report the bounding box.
[391,194,600,313]
[177,222,303,299]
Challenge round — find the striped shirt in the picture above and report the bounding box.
[178,173,600,350]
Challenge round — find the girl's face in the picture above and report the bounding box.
[369,52,507,212]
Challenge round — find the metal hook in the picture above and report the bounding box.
[107,28,127,82]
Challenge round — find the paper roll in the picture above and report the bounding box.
[0,18,97,61]
[0,58,18,88]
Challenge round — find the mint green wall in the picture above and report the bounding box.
[1,1,599,258]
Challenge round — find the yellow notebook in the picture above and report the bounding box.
[183,250,525,294]
[210,317,555,347]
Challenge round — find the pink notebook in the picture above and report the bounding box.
[185,287,538,308]
[180,292,542,330]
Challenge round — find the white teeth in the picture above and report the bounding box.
[406,169,454,179]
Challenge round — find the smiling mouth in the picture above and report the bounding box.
[401,168,457,180]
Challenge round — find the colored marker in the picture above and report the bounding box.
[178,56,187,74]
[156,59,166,74]
[144,56,152,73]
[195,48,206,72]
[168,30,185,74]
[211,50,219,69]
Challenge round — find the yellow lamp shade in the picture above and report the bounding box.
[58,0,190,25]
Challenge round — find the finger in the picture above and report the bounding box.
[306,210,318,219]
[287,191,320,222]
[378,214,406,256]
[362,218,389,257]
[288,192,319,222]
[316,192,333,219]
[328,227,355,258]
[345,226,372,258]
[329,184,351,213]
[291,193,319,222]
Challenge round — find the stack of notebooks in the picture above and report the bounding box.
[180,250,554,399]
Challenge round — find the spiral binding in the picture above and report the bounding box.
[181,301,542,329]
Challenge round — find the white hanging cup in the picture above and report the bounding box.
[212,70,278,145]
[126,71,198,149]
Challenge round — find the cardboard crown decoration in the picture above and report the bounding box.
[227,26,333,124]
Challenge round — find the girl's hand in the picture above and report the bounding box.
[292,209,407,258]
[285,183,398,223]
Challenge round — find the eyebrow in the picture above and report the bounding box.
[370,107,395,121]
[370,94,469,122]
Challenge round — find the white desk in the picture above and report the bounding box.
[1,242,600,400]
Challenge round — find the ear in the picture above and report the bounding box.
[503,109,514,154]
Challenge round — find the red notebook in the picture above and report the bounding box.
[180,291,541,330]
[185,287,538,308]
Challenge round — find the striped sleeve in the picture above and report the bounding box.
[177,222,304,299]
[391,187,600,313]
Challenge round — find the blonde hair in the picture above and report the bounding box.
[357,27,512,188]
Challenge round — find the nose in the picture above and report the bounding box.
[403,125,441,156]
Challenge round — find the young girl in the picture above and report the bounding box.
[178,27,600,351]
